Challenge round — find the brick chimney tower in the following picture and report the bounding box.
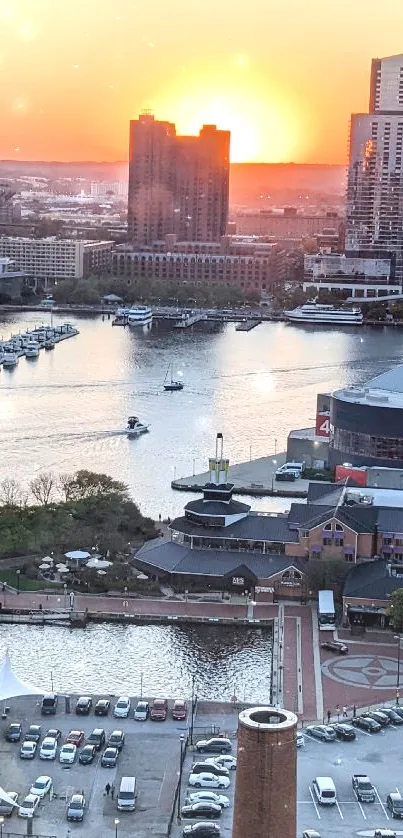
[232,707,298,838]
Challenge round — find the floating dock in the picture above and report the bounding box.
[235,319,262,332]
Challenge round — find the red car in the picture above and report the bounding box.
[66,730,85,747]
[172,700,188,721]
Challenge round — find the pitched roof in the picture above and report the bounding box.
[377,508,403,534]
[184,498,250,516]
[169,513,299,543]
[343,558,403,600]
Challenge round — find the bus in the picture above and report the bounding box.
[318,590,336,630]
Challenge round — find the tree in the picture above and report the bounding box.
[305,559,350,599]
[0,478,24,507]
[63,470,130,502]
[30,472,55,506]
[388,588,403,631]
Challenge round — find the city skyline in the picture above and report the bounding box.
[2,0,403,164]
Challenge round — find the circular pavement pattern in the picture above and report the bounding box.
[321,654,399,689]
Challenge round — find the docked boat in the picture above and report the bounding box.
[284,303,363,326]
[25,340,40,358]
[2,349,19,367]
[44,339,55,350]
[127,305,153,327]
[126,416,150,437]
[163,362,184,392]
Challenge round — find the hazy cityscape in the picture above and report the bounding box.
[3,3,403,837]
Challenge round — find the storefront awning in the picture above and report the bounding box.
[348,605,386,615]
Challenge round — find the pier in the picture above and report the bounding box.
[173,311,208,328]
[235,319,262,332]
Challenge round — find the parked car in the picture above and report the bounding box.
[30,776,53,799]
[352,716,381,733]
[113,696,131,718]
[320,640,348,655]
[363,710,390,727]
[41,694,58,715]
[387,793,403,818]
[86,729,105,750]
[297,732,305,748]
[46,728,61,742]
[195,738,232,754]
[185,792,229,809]
[302,832,322,838]
[181,802,222,819]
[107,730,125,751]
[94,699,110,716]
[191,763,229,777]
[352,774,376,803]
[306,725,336,742]
[150,698,168,721]
[67,792,86,822]
[205,756,237,771]
[333,724,356,741]
[101,747,119,768]
[66,730,85,747]
[20,741,37,759]
[39,737,58,760]
[25,725,42,742]
[79,745,96,765]
[188,773,230,790]
[18,794,40,818]
[182,824,220,838]
[5,723,22,742]
[59,743,77,764]
[134,701,149,721]
[0,791,18,817]
[75,696,92,715]
[172,700,188,720]
[392,706,403,719]
[381,708,403,725]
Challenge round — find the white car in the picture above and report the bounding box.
[59,743,77,764]
[18,793,40,818]
[185,791,230,808]
[30,776,53,799]
[40,737,57,760]
[113,696,131,718]
[20,741,37,760]
[297,732,305,748]
[206,755,237,771]
[188,772,230,790]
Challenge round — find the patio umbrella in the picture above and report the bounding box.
[86,558,112,570]
[39,563,51,570]
[42,556,54,564]
[56,565,69,574]
[97,570,107,576]
[137,573,148,580]
[65,550,90,561]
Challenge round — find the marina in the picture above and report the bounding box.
[0,321,78,368]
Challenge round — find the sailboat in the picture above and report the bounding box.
[163,362,184,392]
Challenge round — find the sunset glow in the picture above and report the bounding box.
[2,0,403,162]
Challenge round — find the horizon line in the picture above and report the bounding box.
[0,159,346,167]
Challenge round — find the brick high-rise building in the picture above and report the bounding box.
[232,707,298,838]
[128,113,230,246]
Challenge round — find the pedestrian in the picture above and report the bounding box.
[327,709,331,724]
[342,705,348,718]
[111,784,115,800]
[105,783,111,796]
[353,704,357,718]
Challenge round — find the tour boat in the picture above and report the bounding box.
[284,303,363,325]
[126,416,150,437]
[127,305,153,327]
[163,362,184,392]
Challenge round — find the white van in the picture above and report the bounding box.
[311,776,337,805]
[117,777,136,812]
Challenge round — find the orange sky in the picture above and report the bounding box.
[2,0,403,163]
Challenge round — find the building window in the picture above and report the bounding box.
[301,530,309,538]
[322,537,333,546]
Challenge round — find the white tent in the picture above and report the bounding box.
[0,650,42,700]
[65,550,90,561]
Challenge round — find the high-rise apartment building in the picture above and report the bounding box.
[128,113,230,246]
[346,54,403,283]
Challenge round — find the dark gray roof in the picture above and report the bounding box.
[169,512,299,543]
[287,503,335,528]
[337,505,379,533]
[343,559,403,600]
[306,483,345,505]
[288,501,378,534]
[377,508,403,534]
[134,539,305,579]
[184,498,250,516]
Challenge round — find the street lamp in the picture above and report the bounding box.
[16,569,20,594]
[63,583,67,609]
[190,675,196,744]
[114,818,120,838]
[395,634,401,704]
[140,671,143,699]
[177,734,185,821]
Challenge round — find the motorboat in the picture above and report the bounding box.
[163,362,184,391]
[127,305,153,327]
[44,339,55,350]
[126,416,150,437]
[284,303,363,325]
[2,349,19,367]
[25,340,40,358]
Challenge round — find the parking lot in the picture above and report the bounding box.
[0,693,190,838]
[298,718,403,837]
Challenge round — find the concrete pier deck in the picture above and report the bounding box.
[172,451,312,497]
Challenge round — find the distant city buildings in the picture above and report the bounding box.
[234,207,344,250]
[346,53,403,284]
[0,237,113,287]
[0,184,21,225]
[128,113,230,246]
[90,181,127,199]
[303,252,400,300]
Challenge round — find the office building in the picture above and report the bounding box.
[233,707,297,838]
[346,53,403,283]
[0,237,113,286]
[0,184,21,224]
[128,113,230,246]
[303,253,400,300]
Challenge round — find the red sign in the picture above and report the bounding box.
[315,412,330,438]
